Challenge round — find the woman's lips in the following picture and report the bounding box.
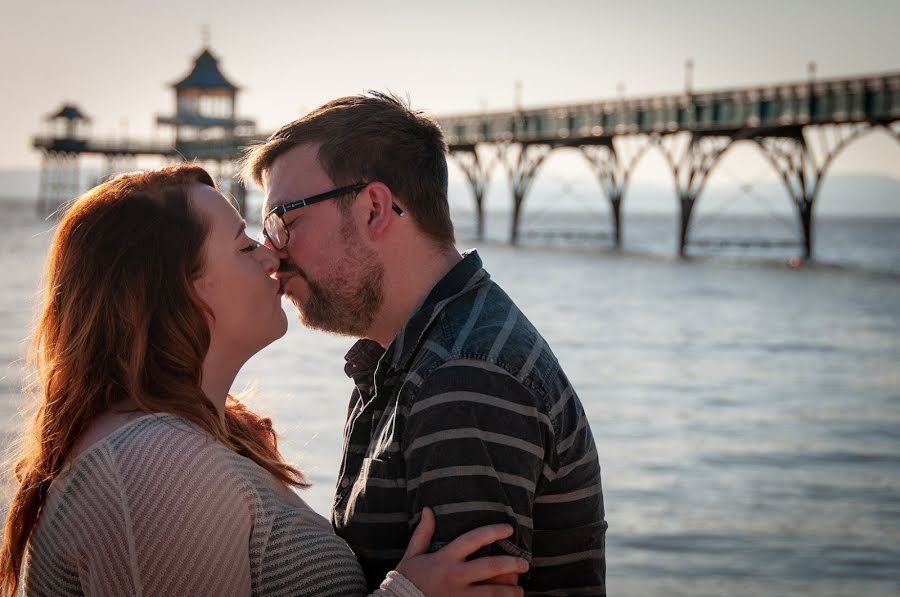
[276,273,295,296]
[275,266,304,298]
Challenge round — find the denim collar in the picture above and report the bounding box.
[383,250,489,373]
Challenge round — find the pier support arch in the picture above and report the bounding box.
[754,123,871,260]
[655,133,735,256]
[579,136,651,249]
[498,142,554,245]
[448,144,500,240]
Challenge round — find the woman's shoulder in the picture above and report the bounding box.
[39,414,251,548]
[57,412,245,494]
[110,412,259,478]
[103,411,218,449]
[65,412,218,465]
[56,411,318,524]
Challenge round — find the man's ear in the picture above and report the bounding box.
[360,182,397,241]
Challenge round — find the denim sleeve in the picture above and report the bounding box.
[400,359,554,561]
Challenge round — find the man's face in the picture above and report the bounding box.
[262,143,385,337]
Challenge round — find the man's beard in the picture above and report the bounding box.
[284,217,384,337]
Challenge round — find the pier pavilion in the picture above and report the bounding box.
[33,46,262,215]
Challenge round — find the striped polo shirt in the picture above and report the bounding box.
[332,250,606,596]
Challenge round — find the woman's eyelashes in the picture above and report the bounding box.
[240,239,261,253]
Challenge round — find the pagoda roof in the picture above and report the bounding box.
[47,103,91,122]
[172,48,239,91]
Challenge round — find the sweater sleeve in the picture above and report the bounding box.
[372,571,425,597]
[251,490,423,597]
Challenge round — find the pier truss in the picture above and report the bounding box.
[438,70,900,259]
[37,150,81,216]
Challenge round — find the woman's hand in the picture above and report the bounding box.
[395,507,529,597]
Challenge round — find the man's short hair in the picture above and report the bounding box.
[242,91,454,246]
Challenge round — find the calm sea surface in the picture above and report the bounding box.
[1,200,898,596]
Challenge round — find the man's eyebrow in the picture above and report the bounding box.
[234,221,247,240]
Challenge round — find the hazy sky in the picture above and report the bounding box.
[2,0,899,188]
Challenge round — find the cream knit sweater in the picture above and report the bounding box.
[23,413,423,597]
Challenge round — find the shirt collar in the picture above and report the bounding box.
[343,338,386,381]
[383,250,490,373]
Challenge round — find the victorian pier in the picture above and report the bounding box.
[33,47,900,259]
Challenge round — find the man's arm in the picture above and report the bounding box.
[401,358,555,563]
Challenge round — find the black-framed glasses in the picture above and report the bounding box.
[261,182,405,250]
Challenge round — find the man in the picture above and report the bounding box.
[242,92,606,595]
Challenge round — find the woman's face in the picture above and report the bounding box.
[190,183,287,362]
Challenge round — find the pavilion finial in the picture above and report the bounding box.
[201,24,210,48]
[685,58,695,94]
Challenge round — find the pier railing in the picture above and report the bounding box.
[437,72,900,145]
[32,135,264,158]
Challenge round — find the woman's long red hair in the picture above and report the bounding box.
[0,164,306,595]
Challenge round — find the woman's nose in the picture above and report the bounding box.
[258,243,280,274]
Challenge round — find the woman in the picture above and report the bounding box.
[0,165,527,596]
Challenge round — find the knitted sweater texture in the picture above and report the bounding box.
[23,413,422,597]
